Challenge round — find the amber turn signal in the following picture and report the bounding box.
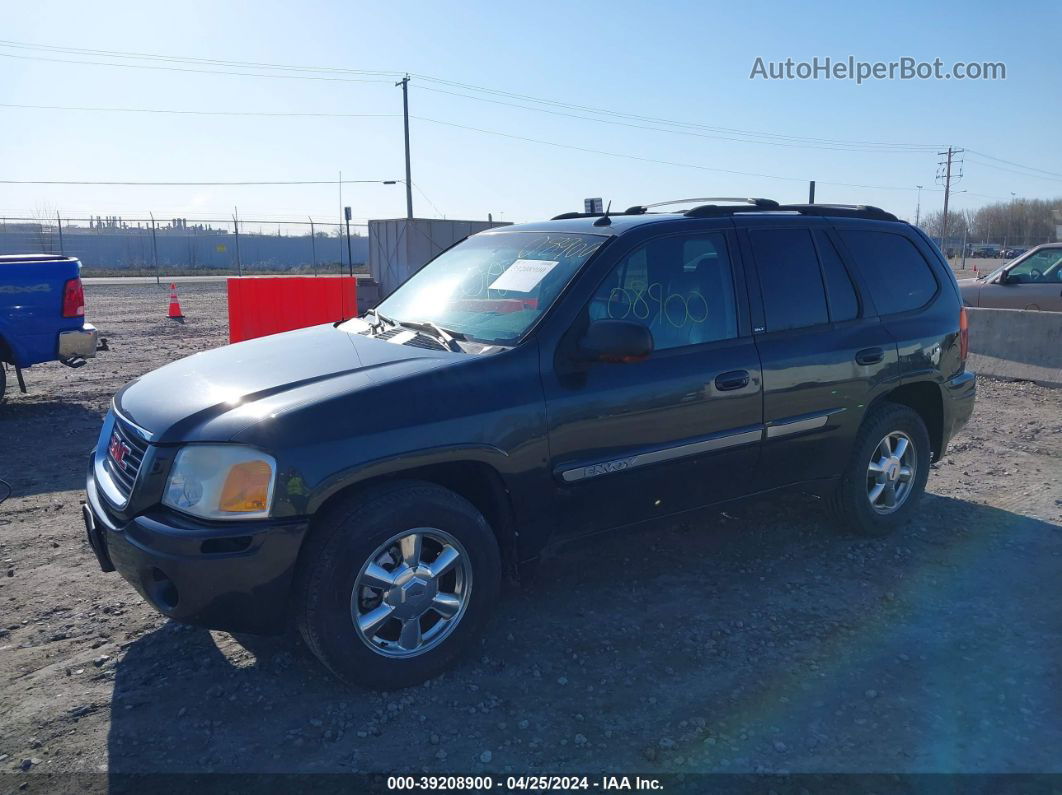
[219,460,273,512]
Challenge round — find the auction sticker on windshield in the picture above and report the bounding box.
[489,259,559,292]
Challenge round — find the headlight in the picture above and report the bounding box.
[163,445,276,521]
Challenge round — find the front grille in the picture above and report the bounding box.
[105,417,149,501]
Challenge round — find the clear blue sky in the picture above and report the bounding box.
[2,0,1059,228]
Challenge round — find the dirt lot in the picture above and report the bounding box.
[0,283,1059,783]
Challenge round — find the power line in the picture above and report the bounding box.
[0,51,395,84]
[0,101,921,191]
[965,150,1062,180]
[0,39,942,151]
[0,179,399,186]
[4,39,1057,197]
[0,103,1036,199]
[965,158,1062,184]
[0,39,404,78]
[407,115,921,192]
[414,85,937,153]
[0,102,399,119]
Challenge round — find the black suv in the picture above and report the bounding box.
[83,198,975,688]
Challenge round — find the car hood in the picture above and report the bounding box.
[114,323,455,443]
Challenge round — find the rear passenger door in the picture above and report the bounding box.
[739,219,900,491]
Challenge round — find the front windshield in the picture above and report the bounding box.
[373,231,607,345]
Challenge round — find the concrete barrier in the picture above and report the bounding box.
[967,308,1062,387]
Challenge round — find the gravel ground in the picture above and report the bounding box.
[0,283,1059,781]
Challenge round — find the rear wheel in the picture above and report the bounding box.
[294,480,501,689]
[829,403,931,537]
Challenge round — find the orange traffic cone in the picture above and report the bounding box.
[167,283,185,320]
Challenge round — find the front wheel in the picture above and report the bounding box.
[294,480,501,689]
[829,403,931,537]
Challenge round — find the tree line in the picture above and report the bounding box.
[918,196,1062,246]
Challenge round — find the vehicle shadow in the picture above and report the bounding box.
[0,399,104,497]
[105,493,1062,778]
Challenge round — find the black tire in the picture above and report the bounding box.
[828,402,931,537]
[294,480,501,689]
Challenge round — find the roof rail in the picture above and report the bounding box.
[774,204,898,221]
[624,197,778,215]
[550,200,898,223]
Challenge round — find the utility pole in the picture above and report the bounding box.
[808,181,815,204]
[150,212,160,285]
[936,147,964,251]
[56,211,65,255]
[396,75,414,219]
[915,185,923,227]
[309,216,317,276]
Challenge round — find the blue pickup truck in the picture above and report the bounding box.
[0,254,100,402]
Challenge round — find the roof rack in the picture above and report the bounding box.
[774,204,898,221]
[626,197,778,215]
[551,199,898,223]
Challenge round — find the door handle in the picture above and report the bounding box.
[855,347,884,366]
[714,370,750,391]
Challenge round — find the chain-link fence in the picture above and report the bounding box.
[0,215,370,278]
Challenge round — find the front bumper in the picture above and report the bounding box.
[83,455,310,635]
[58,323,98,360]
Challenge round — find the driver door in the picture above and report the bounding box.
[541,228,763,536]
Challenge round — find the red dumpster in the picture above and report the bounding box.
[227,276,358,344]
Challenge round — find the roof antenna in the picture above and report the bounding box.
[593,200,612,227]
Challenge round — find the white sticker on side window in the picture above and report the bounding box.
[488,259,559,293]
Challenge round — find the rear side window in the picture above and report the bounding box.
[814,231,859,322]
[748,228,829,331]
[839,230,938,315]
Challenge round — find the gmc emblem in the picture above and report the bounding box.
[108,432,131,471]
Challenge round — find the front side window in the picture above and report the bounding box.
[749,228,829,331]
[370,231,606,345]
[588,232,738,350]
[1006,248,1062,283]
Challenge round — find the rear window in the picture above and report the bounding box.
[839,230,938,315]
[748,228,829,331]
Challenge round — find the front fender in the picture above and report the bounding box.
[301,443,513,515]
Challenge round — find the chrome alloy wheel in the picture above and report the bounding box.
[867,431,916,514]
[351,528,472,659]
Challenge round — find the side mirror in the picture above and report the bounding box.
[577,320,653,364]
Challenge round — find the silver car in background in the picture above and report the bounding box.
[959,243,1062,312]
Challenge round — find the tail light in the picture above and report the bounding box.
[959,306,969,364]
[62,277,85,318]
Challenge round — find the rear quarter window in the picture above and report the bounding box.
[839,230,938,315]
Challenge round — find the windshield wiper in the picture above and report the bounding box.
[396,319,465,351]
